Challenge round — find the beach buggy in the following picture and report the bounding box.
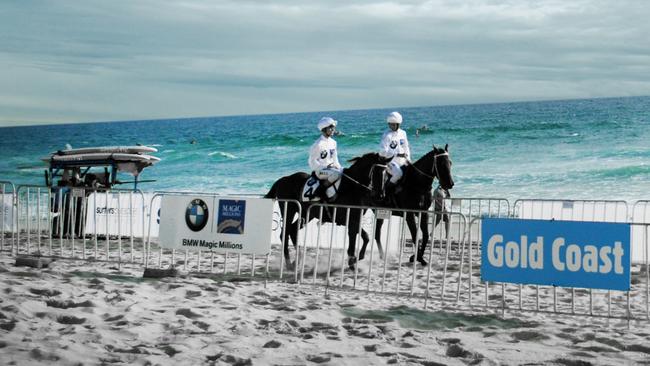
[42,146,160,237]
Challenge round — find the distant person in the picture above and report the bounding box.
[379,111,411,197]
[308,117,343,201]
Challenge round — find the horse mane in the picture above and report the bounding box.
[348,152,379,164]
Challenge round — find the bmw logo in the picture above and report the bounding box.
[185,199,209,232]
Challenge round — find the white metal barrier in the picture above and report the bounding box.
[512,199,645,264]
[296,203,468,305]
[463,217,649,321]
[441,197,510,251]
[1,181,16,252]
[14,185,150,265]
[7,185,650,321]
[513,199,628,222]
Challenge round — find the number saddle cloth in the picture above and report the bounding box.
[301,173,342,202]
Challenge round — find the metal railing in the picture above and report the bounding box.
[513,199,629,222]
[14,185,149,266]
[1,181,16,254]
[5,183,650,322]
[464,217,649,321]
[295,203,468,307]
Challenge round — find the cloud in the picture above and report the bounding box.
[0,0,649,126]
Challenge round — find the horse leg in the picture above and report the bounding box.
[346,227,358,270]
[358,228,374,261]
[416,212,430,266]
[405,212,424,265]
[358,221,370,261]
[371,217,385,260]
[346,210,364,270]
[283,207,300,271]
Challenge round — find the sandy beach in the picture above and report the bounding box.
[2,249,650,366]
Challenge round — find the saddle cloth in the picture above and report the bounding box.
[301,174,342,202]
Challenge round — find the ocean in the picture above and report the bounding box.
[1,96,649,203]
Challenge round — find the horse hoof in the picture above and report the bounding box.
[409,255,415,263]
[285,261,295,271]
[348,256,357,269]
[417,257,428,266]
[358,253,365,261]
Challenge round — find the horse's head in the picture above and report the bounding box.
[346,152,387,185]
[412,144,454,190]
[432,144,454,190]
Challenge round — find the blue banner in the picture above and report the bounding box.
[481,218,630,291]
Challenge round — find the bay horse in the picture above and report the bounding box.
[360,144,454,266]
[265,153,386,270]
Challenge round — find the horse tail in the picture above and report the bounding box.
[264,179,280,199]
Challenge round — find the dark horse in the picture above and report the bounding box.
[265,153,386,270]
[360,144,454,266]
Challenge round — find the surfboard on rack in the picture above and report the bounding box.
[51,146,158,156]
[42,153,160,163]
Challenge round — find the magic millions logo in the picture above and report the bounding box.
[185,199,209,232]
[217,199,246,234]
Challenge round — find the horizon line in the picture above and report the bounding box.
[2,94,648,129]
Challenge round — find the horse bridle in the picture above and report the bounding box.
[410,151,449,180]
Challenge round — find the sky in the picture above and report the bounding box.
[1,0,649,127]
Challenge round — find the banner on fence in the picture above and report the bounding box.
[1,193,15,233]
[85,192,159,238]
[159,195,274,255]
[481,218,631,291]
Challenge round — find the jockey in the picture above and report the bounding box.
[379,111,411,197]
[308,117,343,201]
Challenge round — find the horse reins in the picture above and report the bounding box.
[342,172,373,192]
[342,151,448,193]
[410,151,448,180]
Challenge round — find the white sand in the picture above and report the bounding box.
[1,254,650,365]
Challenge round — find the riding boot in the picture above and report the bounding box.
[314,183,328,202]
[383,181,396,203]
[315,183,335,222]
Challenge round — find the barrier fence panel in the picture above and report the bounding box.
[510,199,632,315]
[513,199,628,223]
[144,192,303,281]
[296,203,468,306]
[632,201,650,266]
[15,185,150,265]
[1,181,16,253]
[440,197,510,253]
[465,217,649,321]
[7,185,650,322]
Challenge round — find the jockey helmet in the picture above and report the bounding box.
[386,111,402,124]
[318,117,337,131]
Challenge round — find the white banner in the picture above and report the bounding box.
[159,195,274,255]
[1,193,15,233]
[85,192,159,238]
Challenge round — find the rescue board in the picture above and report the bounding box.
[51,146,158,156]
[42,153,161,163]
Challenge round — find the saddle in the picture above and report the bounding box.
[301,173,341,202]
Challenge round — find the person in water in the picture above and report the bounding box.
[378,111,411,198]
[308,117,343,201]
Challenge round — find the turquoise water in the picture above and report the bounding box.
[1,96,649,202]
